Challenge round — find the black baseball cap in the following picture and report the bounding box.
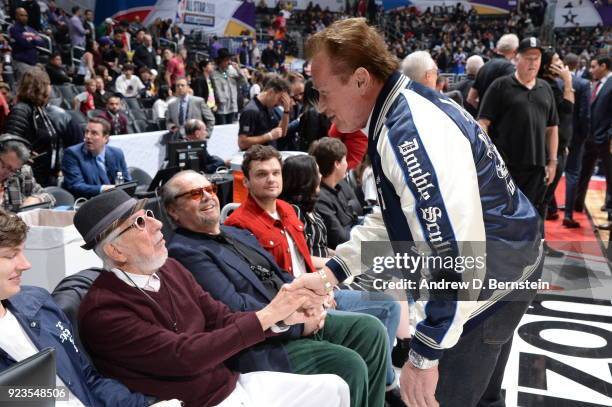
[518,37,543,54]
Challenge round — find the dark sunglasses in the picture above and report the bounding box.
[115,210,155,238]
[174,184,218,201]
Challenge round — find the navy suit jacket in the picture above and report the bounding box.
[62,143,131,198]
[570,74,591,143]
[168,225,302,374]
[591,76,612,144]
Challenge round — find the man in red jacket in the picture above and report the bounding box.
[74,189,349,407]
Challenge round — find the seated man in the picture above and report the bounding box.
[224,145,402,403]
[0,209,179,406]
[73,78,97,116]
[62,117,132,198]
[166,77,214,134]
[0,134,55,212]
[97,94,129,135]
[237,75,291,151]
[46,52,72,85]
[164,170,390,407]
[115,63,145,98]
[163,119,225,174]
[309,137,361,249]
[74,189,349,407]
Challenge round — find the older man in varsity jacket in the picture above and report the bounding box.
[295,18,544,407]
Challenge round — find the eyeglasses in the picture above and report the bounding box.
[115,210,155,238]
[174,184,217,201]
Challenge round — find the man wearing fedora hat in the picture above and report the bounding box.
[73,189,349,407]
[212,47,248,125]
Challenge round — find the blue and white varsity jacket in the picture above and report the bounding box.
[326,71,543,360]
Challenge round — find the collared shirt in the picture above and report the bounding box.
[269,211,307,277]
[110,268,161,292]
[593,72,612,99]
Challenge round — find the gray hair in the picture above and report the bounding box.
[401,51,437,82]
[93,228,120,269]
[0,140,31,163]
[466,55,484,76]
[184,119,205,137]
[496,34,519,55]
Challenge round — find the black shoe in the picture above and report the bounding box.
[391,338,410,368]
[546,211,560,220]
[544,243,564,258]
[562,218,581,228]
[385,387,404,407]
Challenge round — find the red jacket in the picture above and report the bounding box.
[328,123,368,170]
[225,194,316,275]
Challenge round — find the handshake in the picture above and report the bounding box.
[255,268,337,336]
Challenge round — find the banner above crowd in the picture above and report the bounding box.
[381,0,517,14]
[554,0,612,28]
[269,0,346,12]
[56,0,256,35]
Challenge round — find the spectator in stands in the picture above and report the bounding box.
[576,56,612,229]
[308,138,359,249]
[191,59,216,113]
[164,48,186,87]
[327,124,366,170]
[0,210,182,407]
[224,145,401,405]
[93,75,108,109]
[209,35,222,59]
[8,8,46,82]
[62,117,131,199]
[539,49,574,234]
[73,78,97,116]
[84,9,95,43]
[45,52,72,85]
[298,79,331,152]
[68,6,88,49]
[138,67,156,98]
[250,38,261,66]
[467,33,518,111]
[133,34,157,71]
[478,37,559,255]
[401,50,438,90]
[74,40,98,86]
[115,64,145,98]
[74,189,350,407]
[211,48,247,125]
[249,70,265,99]
[164,119,225,173]
[166,77,214,134]
[451,54,484,117]
[274,41,286,66]
[0,85,10,131]
[152,85,174,121]
[261,40,277,70]
[5,67,82,186]
[0,134,55,211]
[98,94,129,135]
[164,169,391,407]
[562,53,591,228]
[238,75,290,151]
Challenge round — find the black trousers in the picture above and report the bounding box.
[509,166,546,236]
[575,140,612,212]
[544,151,568,213]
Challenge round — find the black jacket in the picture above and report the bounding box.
[46,64,72,85]
[315,180,360,249]
[5,103,83,185]
[132,44,156,70]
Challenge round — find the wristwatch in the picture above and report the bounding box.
[408,349,439,370]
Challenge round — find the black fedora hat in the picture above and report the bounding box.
[74,189,146,250]
[216,48,233,61]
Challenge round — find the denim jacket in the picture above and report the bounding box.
[0,286,149,407]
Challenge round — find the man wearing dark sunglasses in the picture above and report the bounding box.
[164,170,392,407]
[74,189,348,407]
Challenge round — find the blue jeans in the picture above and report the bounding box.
[334,289,401,386]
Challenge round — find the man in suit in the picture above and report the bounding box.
[62,117,131,198]
[166,77,215,134]
[575,56,612,227]
[163,170,390,407]
[97,94,129,135]
[162,119,225,173]
[132,34,156,71]
[562,53,591,228]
